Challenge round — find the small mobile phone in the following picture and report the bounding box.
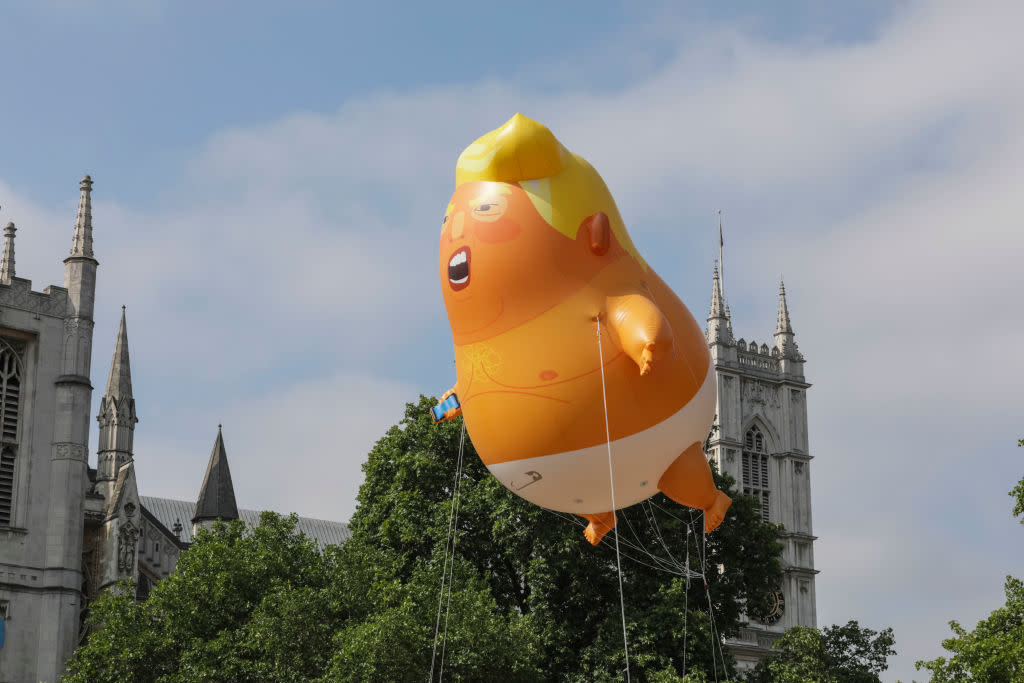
[431,394,460,423]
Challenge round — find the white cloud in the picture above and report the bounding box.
[223,372,417,522]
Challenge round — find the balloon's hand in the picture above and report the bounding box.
[435,387,463,422]
[605,292,673,376]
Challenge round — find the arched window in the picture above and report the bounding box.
[742,425,770,522]
[0,339,22,527]
[135,572,152,602]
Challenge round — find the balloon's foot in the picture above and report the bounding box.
[581,511,616,545]
[703,491,732,533]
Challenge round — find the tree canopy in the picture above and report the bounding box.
[66,396,787,681]
[64,513,540,682]
[745,620,896,683]
[914,576,1024,682]
[349,396,784,681]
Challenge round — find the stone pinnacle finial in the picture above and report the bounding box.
[105,307,134,400]
[70,174,95,258]
[776,278,793,335]
[774,277,799,359]
[0,222,15,283]
[706,261,734,345]
[709,261,725,319]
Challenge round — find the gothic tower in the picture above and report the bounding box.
[706,263,818,672]
[44,175,100,674]
[0,175,98,683]
[92,307,143,595]
[96,307,138,499]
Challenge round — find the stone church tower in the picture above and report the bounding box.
[0,177,100,681]
[705,263,818,673]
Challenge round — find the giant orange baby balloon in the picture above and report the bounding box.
[435,114,731,545]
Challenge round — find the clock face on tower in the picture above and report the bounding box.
[756,589,786,626]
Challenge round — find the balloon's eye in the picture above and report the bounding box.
[472,196,507,222]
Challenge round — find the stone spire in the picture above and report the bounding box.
[105,306,133,400]
[774,278,799,359]
[96,307,139,485]
[192,425,239,530]
[0,222,15,283]
[70,174,95,259]
[706,261,733,345]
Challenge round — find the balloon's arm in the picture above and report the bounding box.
[433,386,463,422]
[605,293,673,376]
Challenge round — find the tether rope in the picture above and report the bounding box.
[695,510,726,682]
[595,318,631,682]
[683,522,691,677]
[429,419,466,683]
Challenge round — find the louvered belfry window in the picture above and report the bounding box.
[742,426,770,522]
[0,340,22,526]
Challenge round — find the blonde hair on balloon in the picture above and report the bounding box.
[455,113,647,269]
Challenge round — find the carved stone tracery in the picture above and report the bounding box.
[741,380,782,409]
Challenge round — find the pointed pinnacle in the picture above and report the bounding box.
[70,174,95,258]
[709,261,726,319]
[105,307,133,399]
[1,222,15,283]
[193,426,239,523]
[775,278,793,336]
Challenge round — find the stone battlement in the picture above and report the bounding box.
[0,277,69,319]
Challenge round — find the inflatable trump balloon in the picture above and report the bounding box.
[435,114,731,545]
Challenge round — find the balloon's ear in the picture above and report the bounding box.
[581,212,610,256]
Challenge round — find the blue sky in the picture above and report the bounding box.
[1,2,1022,681]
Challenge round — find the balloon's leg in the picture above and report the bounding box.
[580,511,616,546]
[657,442,732,533]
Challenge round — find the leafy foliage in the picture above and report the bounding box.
[745,620,895,683]
[349,396,785,681]
[66,395,786,681]
[914,576,1024,682]
[64,513,539,682]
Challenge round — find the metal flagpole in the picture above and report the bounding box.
[718,210,725,299]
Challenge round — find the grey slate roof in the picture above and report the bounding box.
[140,496,351,549]
[192,426,239,524]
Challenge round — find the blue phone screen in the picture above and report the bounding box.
[433,394,459,421]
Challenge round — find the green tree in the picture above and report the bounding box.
[322,554,541,682]
[745,620,896,683]
[350,396,785,681]
[65,513,341,682]
[63,512,540,682]
[914,576,1024,682]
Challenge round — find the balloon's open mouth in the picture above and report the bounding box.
[448,247,470,291]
